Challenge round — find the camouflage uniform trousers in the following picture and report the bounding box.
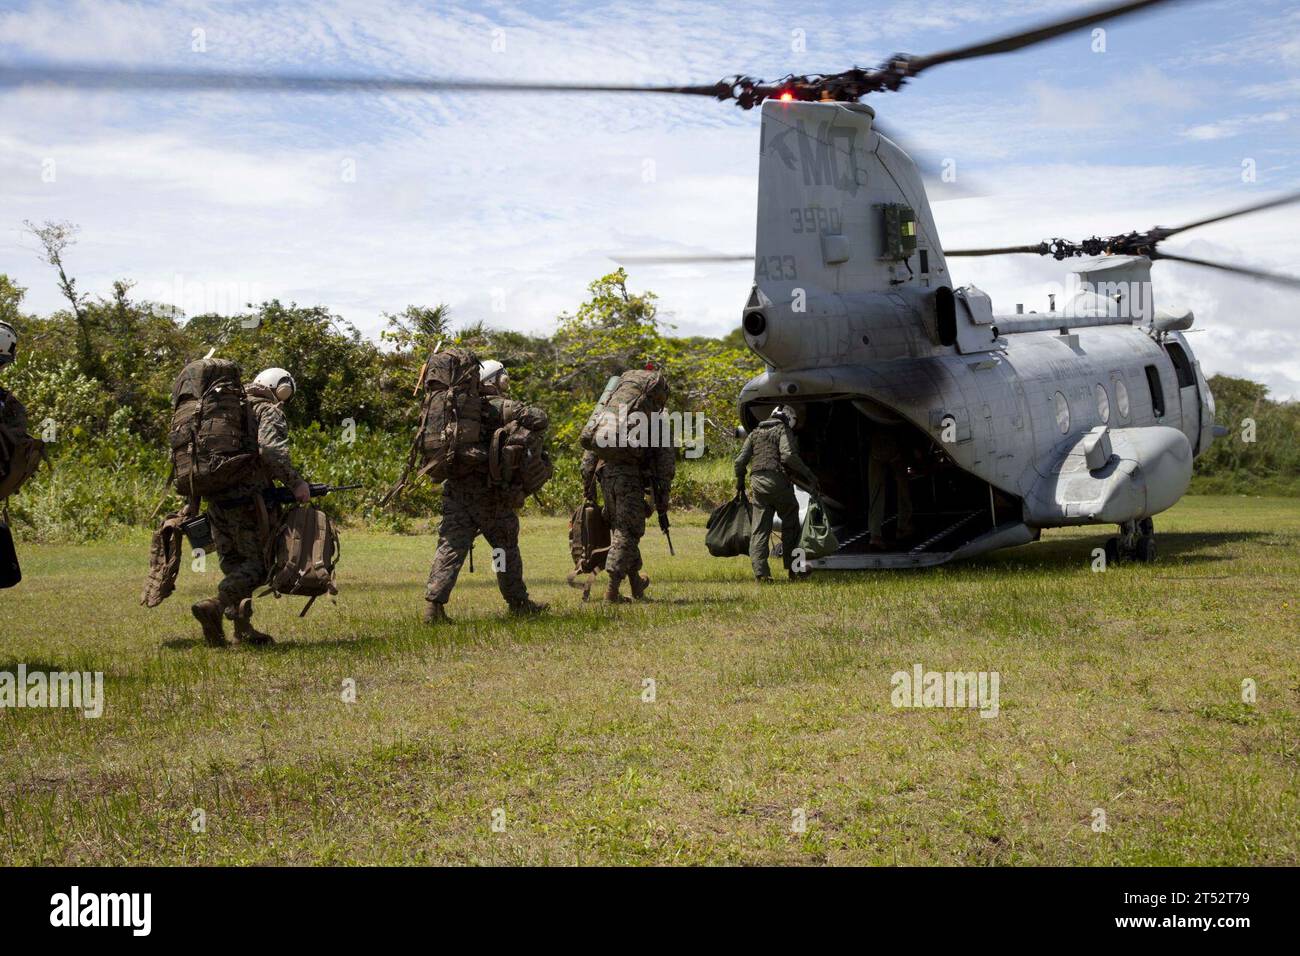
[748,470,801,579]
[206,491,273,615]
[426,478,530,607]
[600,461,647,580]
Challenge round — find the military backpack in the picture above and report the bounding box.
[485,396,553,506]
[168,359,259,498]
[260,504,340,616]
[579,368,668,464]
[416,347,487,481]
[0,393,44,502]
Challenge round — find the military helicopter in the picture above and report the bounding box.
[8,0,1298,569]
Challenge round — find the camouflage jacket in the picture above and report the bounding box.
[581,445,676,509]
[245,384,302,488]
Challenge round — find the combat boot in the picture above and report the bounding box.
[509,599,548,616]
[229,600,274,647]
[629,572,651,601]
[605,574,631,604]
[191,598,228,647]
[788,569,812,582]
[422,601,450,624]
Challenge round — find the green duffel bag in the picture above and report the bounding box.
[705,492,752,557]
[797,496,838,560]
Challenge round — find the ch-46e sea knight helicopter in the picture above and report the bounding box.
[7,0,1297,568]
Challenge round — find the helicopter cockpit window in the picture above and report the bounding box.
[1165,341,1196,388]
[1144,365,1165,418]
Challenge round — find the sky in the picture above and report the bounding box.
[1,0,1298,396]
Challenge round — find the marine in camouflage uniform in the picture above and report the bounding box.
[580,441,675,603]
[192,377,308,647]
[734,406,818,581]
[423,367,548,623]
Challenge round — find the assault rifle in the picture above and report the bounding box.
[658,509,675,556]
[263,482,363,506]
[182,483,362,550]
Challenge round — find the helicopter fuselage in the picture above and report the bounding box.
[737,100,1216,567]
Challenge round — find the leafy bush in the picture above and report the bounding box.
[3,248,1297,545]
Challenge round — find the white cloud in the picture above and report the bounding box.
[1,0,1298,400]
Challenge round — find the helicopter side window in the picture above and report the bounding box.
[1165,342,1196,388]
[1095,383,1110,424]
[1144,365,1165,419]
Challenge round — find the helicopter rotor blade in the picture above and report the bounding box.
[1156,189,1300,239]
[870,117,988,199]
[612,253,753,265]
[0,64,733,99]
[899,0,1181,78]
[1151,251,1300,290]
[944,244,1048,257]
[0,1,1190,108]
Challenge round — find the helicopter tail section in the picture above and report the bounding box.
[742,100,952,370]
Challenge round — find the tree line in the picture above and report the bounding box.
[1,220,1295,542]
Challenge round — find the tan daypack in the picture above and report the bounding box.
[260,505,340,616]
[579,368,668,464]
[485,397,553,506]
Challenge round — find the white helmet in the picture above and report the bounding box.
[0,321,16,368]
[772,405,798,427]
[479,359,507,389]
[253,367,296,402]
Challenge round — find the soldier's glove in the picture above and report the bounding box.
[735,477,745,495]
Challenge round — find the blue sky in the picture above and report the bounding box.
[1,0,1298,395]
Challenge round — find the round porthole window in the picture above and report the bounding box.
[1115,379,1130,419]
[1054,391,1071,434]
[1095,383,1110,423]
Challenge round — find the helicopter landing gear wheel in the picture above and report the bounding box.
[1109,519,1156,564]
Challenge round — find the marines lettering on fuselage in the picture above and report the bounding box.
[764,117,862,194]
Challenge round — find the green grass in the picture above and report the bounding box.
[1,495,1297,865]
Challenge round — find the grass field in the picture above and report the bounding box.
[1,495,1297,865]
